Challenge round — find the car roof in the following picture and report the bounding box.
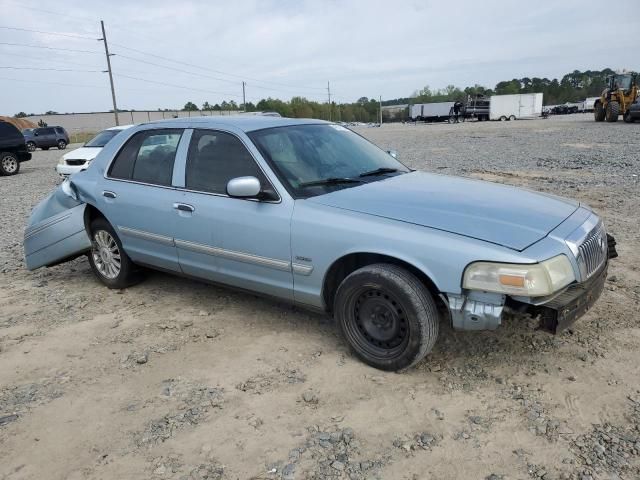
[105,124,134,131]
[141,116,329,133]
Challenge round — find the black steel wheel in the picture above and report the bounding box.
[334,264,439,371]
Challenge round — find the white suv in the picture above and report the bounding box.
[56,125,133,176]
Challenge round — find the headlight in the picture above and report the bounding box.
[463,255,575,297]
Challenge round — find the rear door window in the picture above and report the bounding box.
[108,129,183,186]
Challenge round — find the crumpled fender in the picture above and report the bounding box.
[23,182,92,270]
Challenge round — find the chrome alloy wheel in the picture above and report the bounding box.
[2,155,18,174]
[92,230,121,279]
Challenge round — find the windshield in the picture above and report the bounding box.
[85,129,120,147]
[615,75,632,90]
[249,124,409,198]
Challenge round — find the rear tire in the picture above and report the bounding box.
[26,141,36,152]
[0,152,20,176]
[509,115,517,121]
[334,264,439,371]
[88,218,142,289]
[500,116,507,121]
[594,102,605,121]
[605,101,619,122]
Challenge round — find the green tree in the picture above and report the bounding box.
[183,101,199,111]
[14,112,27,118]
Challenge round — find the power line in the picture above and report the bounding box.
[109,42,326,92]
[0,75,105,89]
[0,25,99,40]
[0,51,103,68]
[0,42,102,54]
[112,51,327,100]
[0,66,102,72]
[113,73,243,98]
[113,53,239,86]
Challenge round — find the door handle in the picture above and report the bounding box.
[102,190,117,199]
[173,203,195,213]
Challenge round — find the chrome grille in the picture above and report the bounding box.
[576,222,607,280]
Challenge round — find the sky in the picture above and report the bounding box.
[1,0,638,115]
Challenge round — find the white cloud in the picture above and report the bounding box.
[0,0,638,114]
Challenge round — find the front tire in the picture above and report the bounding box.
[606,101,619,122]
[334,264,439,371]
[509,115,517,121]
[26,141,36,152]
[0,152,20,176]
[57,140,67,150]
[88,218,141,289]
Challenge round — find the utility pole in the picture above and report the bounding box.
[379,95,383,125]
[99,20,119,126]
[242,81,246,111]
[327,81,331,121]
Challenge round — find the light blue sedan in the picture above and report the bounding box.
[23,116,617,371]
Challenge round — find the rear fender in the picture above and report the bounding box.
[23,181,92,270]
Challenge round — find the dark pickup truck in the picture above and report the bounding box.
[0,121,32,175]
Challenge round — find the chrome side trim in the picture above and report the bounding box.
[118,226,175,247]
[24,212,73,240]
[174,238,291,272]
[292,263,314,276]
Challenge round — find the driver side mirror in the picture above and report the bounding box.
[226,176,262,199]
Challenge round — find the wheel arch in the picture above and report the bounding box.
[321,251,445,315]
[83,203,108,235]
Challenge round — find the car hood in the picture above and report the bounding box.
[62,147,101,161]
[307,171,579,251]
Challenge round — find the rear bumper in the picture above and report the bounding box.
[17,151,31,162]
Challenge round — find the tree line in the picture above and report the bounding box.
[185,68,634,122]
[13,68,635,123]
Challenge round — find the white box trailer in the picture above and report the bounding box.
[409,102,455,121]
[409,104,423,121]
[489,93,543,120]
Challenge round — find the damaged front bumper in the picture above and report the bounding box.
[446,233,618,333]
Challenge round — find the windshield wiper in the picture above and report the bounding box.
[298,177,362,188]
[358,167,400,177]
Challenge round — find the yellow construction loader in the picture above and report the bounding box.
[594,73,638,122]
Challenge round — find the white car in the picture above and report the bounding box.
[56,125,133,176]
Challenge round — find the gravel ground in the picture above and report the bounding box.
[0,114,639,480]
